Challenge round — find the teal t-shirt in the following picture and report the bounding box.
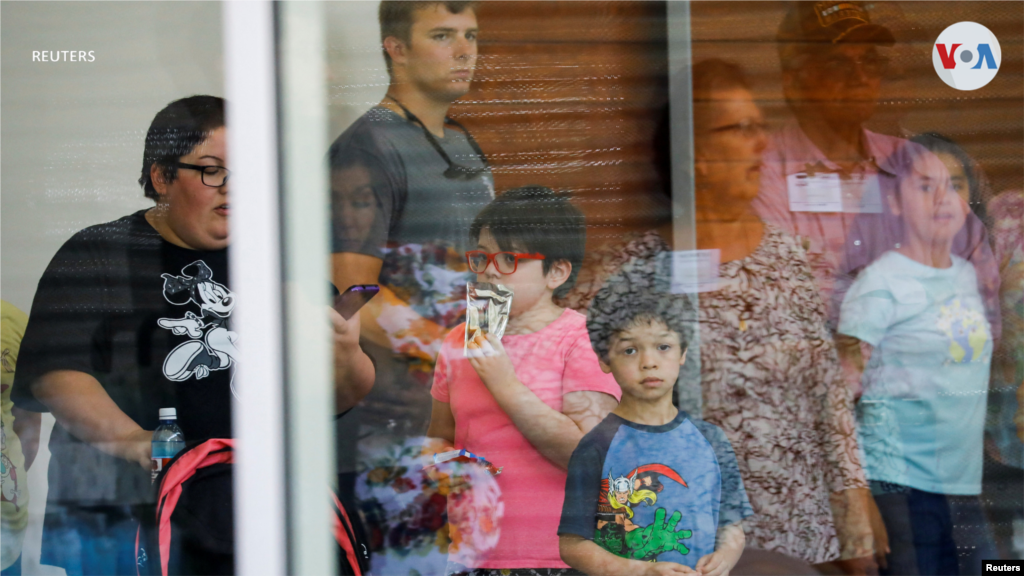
[839,251,992,495]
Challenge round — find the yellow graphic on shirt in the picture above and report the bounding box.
[936,298,988,363]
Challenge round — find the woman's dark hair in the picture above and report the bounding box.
[469,185,585,300]
[908,132,989,224]
[139,95,226,200]
[586,256,695,361]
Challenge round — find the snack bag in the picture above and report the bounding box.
[465,282,512,355]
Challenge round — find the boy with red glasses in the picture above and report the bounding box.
[429,186,622,574]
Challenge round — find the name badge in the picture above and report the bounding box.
[787,171,843,212]
[668,249,721,293]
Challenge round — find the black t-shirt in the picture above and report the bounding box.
[13,209,233,504]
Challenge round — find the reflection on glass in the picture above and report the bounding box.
[11,96,233,575]
[689,59,874,567]
[837,140,996,574]
[3,1,1022,574]
[1,301,40,576]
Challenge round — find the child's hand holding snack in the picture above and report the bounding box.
[465,329,517,391]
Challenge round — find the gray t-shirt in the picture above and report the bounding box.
[329,106,494,260]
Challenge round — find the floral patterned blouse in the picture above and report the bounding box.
[987,190,1024,468]
[698,224,867,564]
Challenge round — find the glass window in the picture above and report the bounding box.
[2,2,1021,575]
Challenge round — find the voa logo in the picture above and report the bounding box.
[933,21,1001,91]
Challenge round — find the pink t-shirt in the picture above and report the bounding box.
[432,308,621,568]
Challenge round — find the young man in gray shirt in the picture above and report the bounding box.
[328,0,493,433]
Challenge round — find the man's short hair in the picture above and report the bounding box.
[378,1,479,75]
[469,185,585,300]
[586,257,696,361]
[138,95,226,200]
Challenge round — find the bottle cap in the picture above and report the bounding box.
[159,408,177,420]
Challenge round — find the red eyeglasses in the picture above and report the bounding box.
[465,250,545,274]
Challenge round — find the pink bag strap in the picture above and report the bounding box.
[331,490,362,576]
[155,438,235,576]
[135,526,141,576]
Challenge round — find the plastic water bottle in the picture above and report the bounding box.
[151,408,185,483]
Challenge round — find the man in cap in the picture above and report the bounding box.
[755,1,898,310]
[754,3,899,575]
[754,1,999,333]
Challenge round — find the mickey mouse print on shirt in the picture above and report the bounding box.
[157,260,239,397]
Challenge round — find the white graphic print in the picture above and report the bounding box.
[157,261,239,397]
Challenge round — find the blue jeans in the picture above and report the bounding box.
[873,482,997,576]
[39,505,138,576]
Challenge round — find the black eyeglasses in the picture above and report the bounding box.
[385,95,489,181]
[175,162,230,188]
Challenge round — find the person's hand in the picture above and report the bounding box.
[866,494,889,570]
[830,488,880,574]
[642,561,701,576]
[115,428,153,471]
[696,522,743,576]
[695,551,731,576]
[465,330,516,391]
[328,305,361,349]
[834,555,880,576]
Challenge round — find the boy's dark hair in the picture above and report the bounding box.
[586,256,696,361]
[379,1,479,75]
[139,95,226,200]
[469,185,585,300]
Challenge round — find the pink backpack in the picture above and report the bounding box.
[136,439,367,576]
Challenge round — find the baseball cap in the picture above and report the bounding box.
[778,1,895,46]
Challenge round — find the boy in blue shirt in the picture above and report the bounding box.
[558,260,753,576]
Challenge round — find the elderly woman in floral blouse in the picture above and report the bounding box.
[560,59,885,573]
[685,60,884,573]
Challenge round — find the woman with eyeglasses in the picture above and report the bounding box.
[687,60,884,575]
[428,186,621,574]
[10,96,374,575]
